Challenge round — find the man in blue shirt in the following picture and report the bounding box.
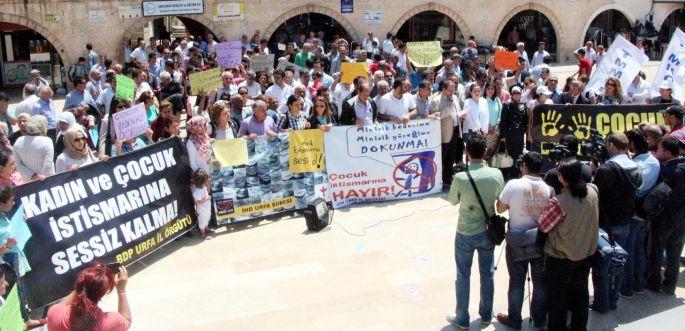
[86,43,98,71]
[64,76,97,113]
[31,86,57,140]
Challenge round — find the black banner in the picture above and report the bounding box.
[14,138,195,308]
[530,104,671,169]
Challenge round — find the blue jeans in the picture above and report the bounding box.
[506,247,547,328]
[592,224,630,312]
[620,216,647,296]
[454,231,495,327]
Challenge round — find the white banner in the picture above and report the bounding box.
[324,121,442,209]
[143,0,204,17]
[585,35,649,95]
[650,28,685,102]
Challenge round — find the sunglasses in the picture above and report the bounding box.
[606,83,616,87]
[239,92,247,95]
[74,137,87,142]
[549,80,558,83]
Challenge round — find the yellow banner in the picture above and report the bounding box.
[341,62,368,84]
[217,197,296,220]
[406,41,442,67]
[289,129,325,173]
[189,68,222,95]
[212,138,248,167]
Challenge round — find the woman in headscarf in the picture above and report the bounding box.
[55,112,81,160]
[186,116,211,173]
[12,115,54,181]
[55,128,99,174]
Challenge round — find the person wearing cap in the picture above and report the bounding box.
[650,80,680,105]
[561,80,590,105]
[600,77,624,105]
[527,86,553,109]
[662,105,685,146]
[25,69,49,99]
[500,86,529,179]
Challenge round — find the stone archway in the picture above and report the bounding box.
[122,14,220,40]
[263,4,360,42]
[0,12,71,65]
[390,2,472,41]
[580,4,636,47]
[493,3,565,49]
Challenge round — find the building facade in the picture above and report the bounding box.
[0,0,683,87]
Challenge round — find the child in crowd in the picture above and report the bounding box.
[191,170,212,239]
[163,117,180,140]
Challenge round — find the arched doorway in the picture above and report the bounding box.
[396,10,465,49]
[0,22,65,88]
[584,9,632,47]
[497,10,558,61]
[660,9,685,44]
[148,16,217,42]
[267,12,351,51]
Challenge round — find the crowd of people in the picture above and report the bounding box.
[0,26,681,330]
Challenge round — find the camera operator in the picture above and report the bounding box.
[543,135,593,194]
[591,132,642,313]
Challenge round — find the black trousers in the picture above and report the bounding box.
[647,219,685,293]
[545,255,592,331]
[442,128,463,185]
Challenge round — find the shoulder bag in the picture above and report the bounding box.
[465,170,507,245]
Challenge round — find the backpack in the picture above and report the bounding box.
[641,180,671,220]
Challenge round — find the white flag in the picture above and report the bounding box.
[585,35,649,95]
[650,28,685,102]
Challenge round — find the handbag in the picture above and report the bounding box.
[465,170,507,245]
[491,141,514,168]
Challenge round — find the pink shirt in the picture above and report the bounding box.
[0,172,22,187]
[47,303,130,331]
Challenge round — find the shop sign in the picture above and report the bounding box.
[3,62,30,85]
[44,13,60,22]
[142,0,204,17]
[213,3,245,22]
[119,5,142,19]
[341,0,353,13]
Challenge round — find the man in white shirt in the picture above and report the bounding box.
[516,42,530,70]
[130,40,148,68]
[264,69,294,108]
[626,73,651,105]
[175,40,189,59]
[531,42,550,67]
[362,31,379,54]
[97,71,116,116]
[378,78,417,124]
[382,33,395,56]
[14,83,39,116]
[131,68,152,100]
[239,70,262,98]
[584,41,597,65]
[595,45,606,66]
[331,74,353,117]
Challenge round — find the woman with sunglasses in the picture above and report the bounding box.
[308,96,337,131]
[600,77,624,105]
[55,128,99,174]
[99,98,130,157]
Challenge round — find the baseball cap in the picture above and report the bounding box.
[658,80,673,90]
[30,69,40,75]
[511,86,522,94]
[537,86,553,96]
[660,105,684,117]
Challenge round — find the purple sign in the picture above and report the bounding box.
[216,41,242,68]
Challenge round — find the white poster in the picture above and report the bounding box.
[88,10,106,22]
[143,0,204,17]
[650,28,685,102]
[324,121,442,209]
[213,3,245,22]
[119,5,142,19]
[363,10,381,25]
[585,35,648,95]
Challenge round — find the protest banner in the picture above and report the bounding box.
[530,104,670,170]
[651,28,685,102]
[216,41,242,68]
[112,103,149,142]
[324,121,442,209]
[585,35,648,95]
[211,134,328,225]
[406,41,442,67]
[0,286,23,331]
[493,50,520,70]
[189,68,222,95]
[341,62,368,83]
[115,75,134,101]
[15,138,195,308]
[213,138,248,167]
[250,54,275,73]
[289,129,325,173]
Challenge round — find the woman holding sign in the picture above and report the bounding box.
[55,128,99,174]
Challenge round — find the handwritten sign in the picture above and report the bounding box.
[0,286,24,331]
[493,50,520,70]
[289,129,325,173]
[189,68,222,95]
[341,62,369,84]
[115,75,135,101]
[406,41,442,67]
[213,138,248,167]
[216,41,242,68]
[112,103,149,141]
[250,54,275,73]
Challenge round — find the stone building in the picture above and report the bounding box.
[0,0,683,88]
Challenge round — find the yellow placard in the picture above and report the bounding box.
[189,68,222,95]
[289,129,325,173]
[217,197,296,220]
[212,138,248,167]
[341,62,369,84]
[406,41,443,67]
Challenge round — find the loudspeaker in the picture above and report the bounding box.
[303,198,330,232]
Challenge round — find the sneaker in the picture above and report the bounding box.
[445,313,469,330]
[619,293,633,300]
[495,313,520,330]
[481,318,492,327]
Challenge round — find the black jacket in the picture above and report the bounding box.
[339,96,378,125]
[499,101,528,137]
[658,157,685,229]
[593,159,643,228]
[560,92,590,105]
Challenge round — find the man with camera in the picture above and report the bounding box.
[543,135,593,194]
[591,133,642,313]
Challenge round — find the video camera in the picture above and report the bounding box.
[548,143,575,162]
[580,129,608,163]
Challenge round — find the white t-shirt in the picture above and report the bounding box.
[192,186,211,217]
[378,92,413,120]
[332,83,353,117]
[130,47,148,65]
[461,97,489,134]
[531,50,550,67]
[96,87,115,114]
[239,81,262,97]
[135,82,153,100]
[498,176,554,233]
[264,84,293,108]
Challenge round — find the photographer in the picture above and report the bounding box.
[591,133,642,313]
[543,135,593,194]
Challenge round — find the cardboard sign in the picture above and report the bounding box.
[250,54,275,73]
[216,41,242,68]
[289,129,325,173]
[0,286,24,331]
[189,68,222,95]
[213,138,248,167]
[406,41,442,67]
[112,103,149,141]
[276,60,306,73]
[341,62,368,84]
[493,50,520,70]
[115,75,135,101]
